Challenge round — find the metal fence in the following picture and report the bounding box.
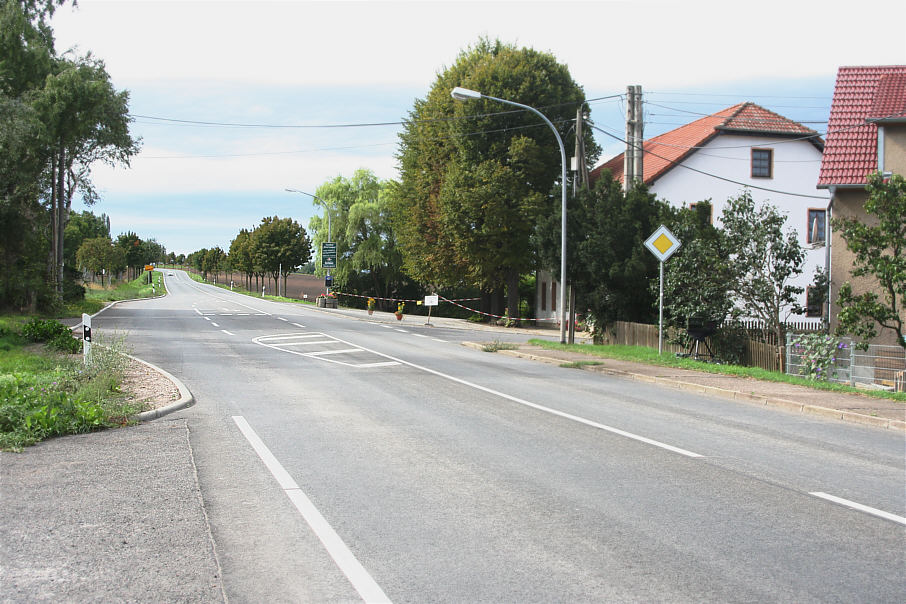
[786,334,906,391]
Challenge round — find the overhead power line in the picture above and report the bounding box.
[130,94,624,130]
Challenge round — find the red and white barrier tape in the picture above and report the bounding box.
[331,290,559,322]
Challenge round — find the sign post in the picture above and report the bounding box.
[644,225,681,354]
[321,241,337,295]
[81,313,92,365]
[424,294,439,326]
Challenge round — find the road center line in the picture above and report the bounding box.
[326,335,702,458]
[809,492,906,525]
[232,416,392,604]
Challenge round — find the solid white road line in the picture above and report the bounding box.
[809,492,906,525]
[259,334,325,341]
[306,348,362,357]
[326,335,703,459]
[232,416,392,603]
[278,340,339,346]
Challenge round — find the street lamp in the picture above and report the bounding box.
[451,87,568,343]
[285,188,333,294]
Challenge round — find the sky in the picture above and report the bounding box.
[49,0,906,256]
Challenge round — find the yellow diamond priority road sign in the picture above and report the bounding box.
[644,225,681,262]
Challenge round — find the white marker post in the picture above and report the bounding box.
[643,225,681,355]
[81,313,92,365]
[424,294,439,326]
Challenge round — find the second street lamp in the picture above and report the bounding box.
[285,188,334,295]
[451,87,569,344]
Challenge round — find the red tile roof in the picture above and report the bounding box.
[591,102,819,185]
[818,65,906,187]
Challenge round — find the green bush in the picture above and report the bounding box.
[21,318,80,354]
[22,318,71,342]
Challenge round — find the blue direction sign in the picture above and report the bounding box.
[321,242,337,269]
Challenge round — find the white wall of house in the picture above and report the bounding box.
[649,134,829,324]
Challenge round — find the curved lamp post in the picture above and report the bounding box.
[285,188,332,294]
[451,87,568,343]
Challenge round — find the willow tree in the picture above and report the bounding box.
[309,169,410,307]
[391,38,598,317]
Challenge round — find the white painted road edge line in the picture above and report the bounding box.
[231,416,392,604]
[809,492,906,525]
[328,335,702,459]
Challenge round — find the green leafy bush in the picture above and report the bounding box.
[791,333,847,381]
[21,319,80,354]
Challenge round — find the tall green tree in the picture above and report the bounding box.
[250,216,311,295]
[392,38,598,317]
[833,172,906,350]
[721,191,805,345]
[229,228,254,289]
[116,231,144,279]
[76,236,123,286]
[309,169,412,306]
[662,201,736,329]
[538,172,670,335]
[0,0,138,308]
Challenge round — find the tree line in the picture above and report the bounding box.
[1,0,139,311]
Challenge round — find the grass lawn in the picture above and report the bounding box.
[528,339,906,403]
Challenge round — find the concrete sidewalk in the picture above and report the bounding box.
[0,419,226,603]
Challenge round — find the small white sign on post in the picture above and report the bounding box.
[424,295,439,326]
[644,225,681,355]
[81,313,92,364]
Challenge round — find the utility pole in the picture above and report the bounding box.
[568,105,591,344]
[623,85,644,192]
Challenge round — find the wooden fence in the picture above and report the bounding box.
[603,321,784,371]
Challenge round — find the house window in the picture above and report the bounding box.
[689,202,713,224]
[806,286,823,318]
[751,148,773,178]
[551,282,556,312]
[540,282,547,311]
[807,209,826,244]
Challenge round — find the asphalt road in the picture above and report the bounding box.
[93,270,905,603]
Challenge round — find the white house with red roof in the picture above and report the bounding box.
[588,102,829,325]
[818,65,906,347]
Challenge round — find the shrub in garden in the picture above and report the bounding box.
[791,333,846,381]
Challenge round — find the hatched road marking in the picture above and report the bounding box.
[254,332,401,369]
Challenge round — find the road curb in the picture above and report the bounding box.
[130,354,195,422]
[476,345,906,432]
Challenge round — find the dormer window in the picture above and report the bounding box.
[751,148,773,178]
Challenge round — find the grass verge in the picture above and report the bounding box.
[62,271,166,317]
[0,317,140,451]
[186,272,315,305]
[528,339,906,402]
